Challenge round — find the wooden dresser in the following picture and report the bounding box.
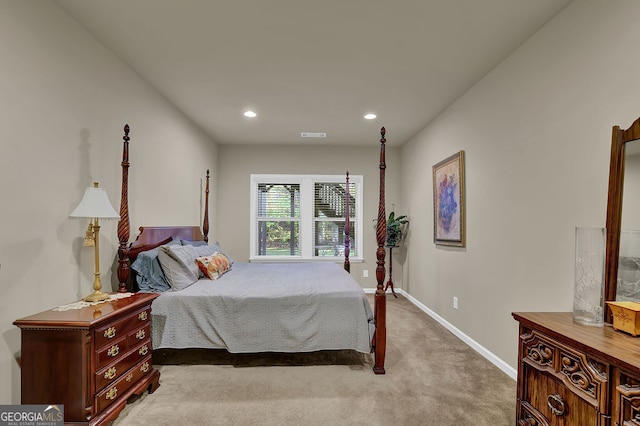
[513,311,640,426]
[14,292,160,425]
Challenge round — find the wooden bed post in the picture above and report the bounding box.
[344,171,351,273]
[203,169,210,243]
[374,127,387,374]
[117,124,131,293]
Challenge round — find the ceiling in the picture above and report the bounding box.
[56,0,573,147]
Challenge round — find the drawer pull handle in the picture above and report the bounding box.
[107,345,119,357]
[104,327,116,339]
[138,311,148,321]
[106,387,118,400]
[126,373,134,382]
[104,367,117,380]
[139,344,149,356]
[141,362,150,373]
[547,394,565,416]
[136,329,145,340]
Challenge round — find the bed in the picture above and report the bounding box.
[114,124,388,374]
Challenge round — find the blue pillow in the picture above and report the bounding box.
[131,239,180,292]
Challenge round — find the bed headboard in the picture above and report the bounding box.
[129,226,204,258]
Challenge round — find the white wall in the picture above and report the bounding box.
[0,1,218,404]
[401,0,640,370]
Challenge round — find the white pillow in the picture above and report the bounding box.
[157,244,200,291]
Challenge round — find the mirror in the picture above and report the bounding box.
[605,117,640,321]
[618,143,640,301]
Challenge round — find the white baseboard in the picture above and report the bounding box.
[365,288,517,380]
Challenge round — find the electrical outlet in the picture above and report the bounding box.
[363,269,368,278]
[453,297,458,309]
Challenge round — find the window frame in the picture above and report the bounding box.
[250,174,363,262]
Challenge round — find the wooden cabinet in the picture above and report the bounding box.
[14,293,160,425]
[513,312,640,426]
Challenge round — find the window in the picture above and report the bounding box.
[255,183,300,256]
[250,174,363,262]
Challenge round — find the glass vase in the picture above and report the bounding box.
[573,227,605,327]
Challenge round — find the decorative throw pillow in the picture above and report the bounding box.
[190,241,235,265]
[196,252,231,280]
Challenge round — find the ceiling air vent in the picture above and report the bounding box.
[301,132,326,138]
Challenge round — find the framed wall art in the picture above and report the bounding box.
[433,150,466,247]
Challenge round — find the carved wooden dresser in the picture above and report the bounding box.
[14,292,160,425]
[513,311,640,426]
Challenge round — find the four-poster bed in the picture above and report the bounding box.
[115,124,388,374]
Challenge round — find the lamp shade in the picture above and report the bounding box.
[70,183,120,220]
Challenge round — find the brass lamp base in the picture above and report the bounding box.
[83,289,111,303]
[83,217,111,303]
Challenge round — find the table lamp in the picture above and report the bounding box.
[70,182,120,302]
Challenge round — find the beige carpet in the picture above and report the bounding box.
[113,295,516,425]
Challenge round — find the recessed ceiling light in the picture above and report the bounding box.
[244,110,257,118]
[364,113,377,120]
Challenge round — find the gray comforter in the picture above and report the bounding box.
[151,262,374,353]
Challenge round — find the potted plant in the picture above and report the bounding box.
[386,212,409,248]
[382,211,408,298]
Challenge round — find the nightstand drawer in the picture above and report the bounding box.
[95,306,151,349]
[96,335,127,370]
[95,355,152,414]
[95,339,152,391]
[127,323,151,346]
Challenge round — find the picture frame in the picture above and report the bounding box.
[433,150,466,247]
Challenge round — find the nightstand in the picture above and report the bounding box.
[14,292,160,425]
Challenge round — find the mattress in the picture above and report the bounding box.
[150,262,374,353]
